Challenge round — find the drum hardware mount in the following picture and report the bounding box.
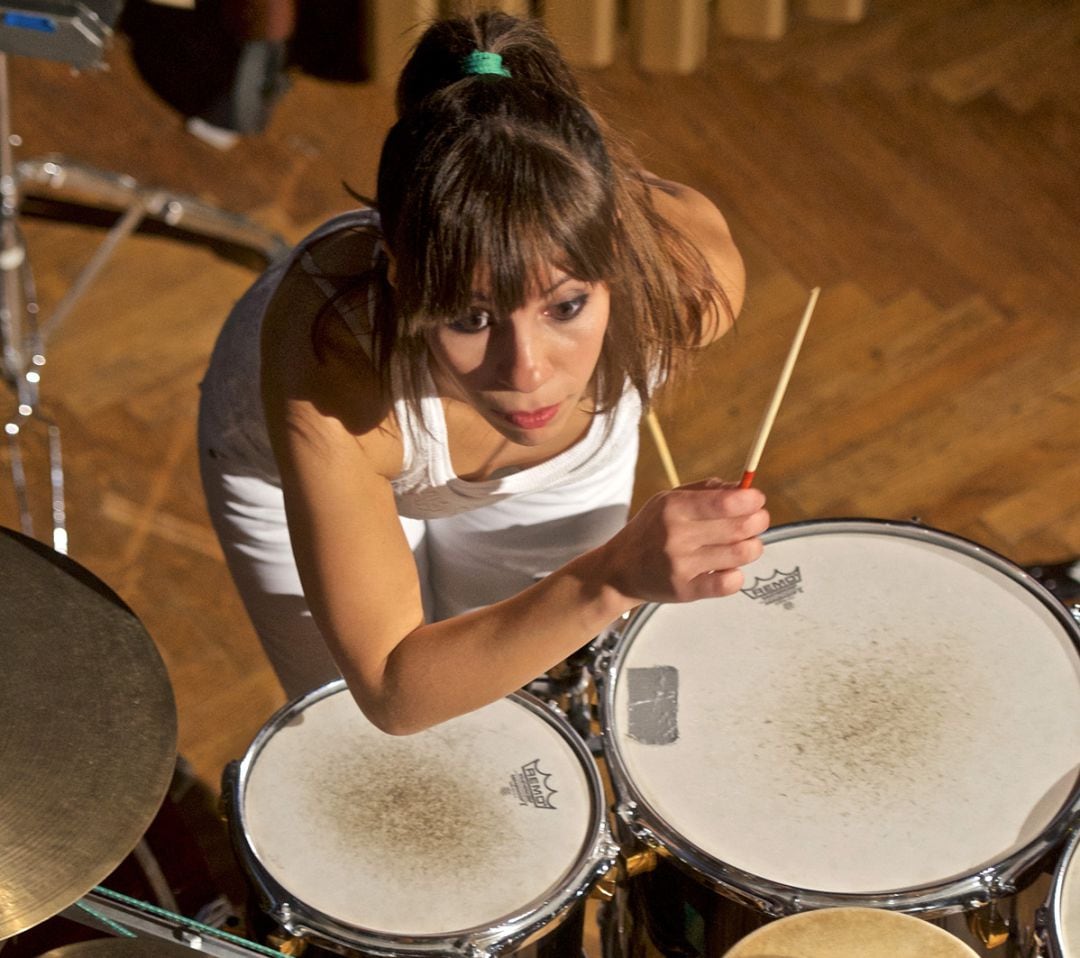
[593,847,661,902]
[263,929,306,956]
[966,901,1012,950]
[1023,559,1080,601]
[1023,559,1080,628]
[0,9,289,552]
[525,650,597,743]
[1030,906,1050,958]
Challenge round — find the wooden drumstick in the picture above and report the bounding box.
[739,287,820,489]
[646,409,681,489]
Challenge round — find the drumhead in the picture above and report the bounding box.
[1051,826,1080,957]
[722,907,978,957]
[235,683,606,942]
[603,520,1080,900]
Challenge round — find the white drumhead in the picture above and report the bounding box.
[608,523,1080,894]
[1057,830,1080,957]
[722,907,978,957]
[240,688,597,936]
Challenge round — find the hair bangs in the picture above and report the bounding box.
[393,119,616,336]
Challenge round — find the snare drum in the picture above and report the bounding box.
[1041,826,1080,956]
[597,519,1080,956]
[225,681,617,957]
[722,906,978,957]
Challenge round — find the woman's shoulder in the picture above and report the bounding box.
[261,211,402,471]
[262,305,404,477]
[643,174,746,335]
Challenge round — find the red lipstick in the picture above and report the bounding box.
[504,403,560,430]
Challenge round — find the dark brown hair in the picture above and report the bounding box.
[332,12,729,414]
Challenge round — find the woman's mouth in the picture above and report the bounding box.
[503,403,560,430]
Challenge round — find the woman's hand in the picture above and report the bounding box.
[596,479,769,606]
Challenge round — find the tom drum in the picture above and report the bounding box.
[225,681,617,957]
[597,519,1080,956]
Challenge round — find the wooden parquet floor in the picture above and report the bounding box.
[2,0,1078,950]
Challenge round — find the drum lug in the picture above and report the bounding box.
[969,867,1017,905]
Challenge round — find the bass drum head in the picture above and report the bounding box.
[234,682,607,950]
[603,520,1080,902]
[722,907,978,957]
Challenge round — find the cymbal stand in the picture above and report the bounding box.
[0,48,289,555]
[0,50,65,552]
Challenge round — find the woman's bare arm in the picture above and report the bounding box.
[262,256,765,736]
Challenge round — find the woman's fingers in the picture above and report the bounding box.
[664,480,766,521]
[665,528,765,589]
[685,567,750,601]
[605,480,770,605]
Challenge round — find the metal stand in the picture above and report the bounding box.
[0,45,288,554]
[61,888,272,957]
[0,50,66,552]
[1025,557,1080,625]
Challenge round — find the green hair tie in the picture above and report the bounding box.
[462,50,511,78]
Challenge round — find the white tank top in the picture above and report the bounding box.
[203,208,643,521]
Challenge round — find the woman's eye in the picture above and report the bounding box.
[548,294,588,322]
[447,309,492,333]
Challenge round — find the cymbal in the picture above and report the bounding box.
[34,937,201,957]
[0,527,177,939]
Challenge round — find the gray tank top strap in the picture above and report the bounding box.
[295,208,384,358]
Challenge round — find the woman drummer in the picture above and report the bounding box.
[198,11,768,732]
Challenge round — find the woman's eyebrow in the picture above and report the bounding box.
[540,274,577,297]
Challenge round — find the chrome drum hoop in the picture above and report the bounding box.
[597,517,1080,920]
[225,679,619,957]
[1044,824,1080,957]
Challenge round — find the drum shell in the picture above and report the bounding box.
[224,680,618,957]
[596,518,1080,954]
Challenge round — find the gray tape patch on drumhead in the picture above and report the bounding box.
[626,666,679,745]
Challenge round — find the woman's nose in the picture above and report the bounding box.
[494,321,552,393]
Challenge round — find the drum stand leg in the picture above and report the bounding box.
[0,52,288,552]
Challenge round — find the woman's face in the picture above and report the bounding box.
[426,269,611,446]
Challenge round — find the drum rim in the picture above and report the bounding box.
[224,679,617,956]
[1046,820,1080,957]
[597,516,1080,918]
